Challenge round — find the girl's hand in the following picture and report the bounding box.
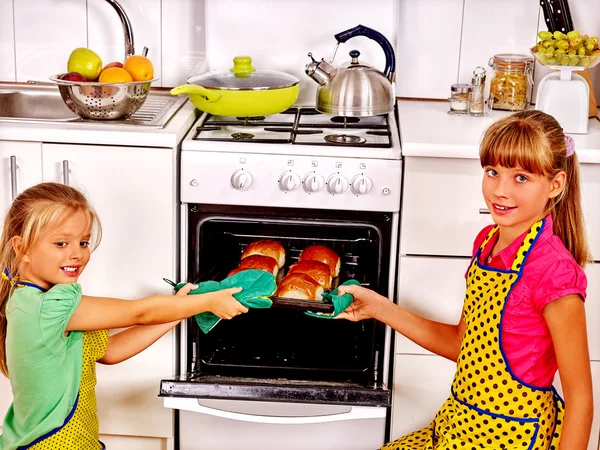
[336,285,389,321]
[207,287,248,319]
[175,283,199,296]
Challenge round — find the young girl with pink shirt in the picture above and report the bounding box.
[338,110,593,449]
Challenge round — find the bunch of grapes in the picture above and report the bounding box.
[532,30,600,67]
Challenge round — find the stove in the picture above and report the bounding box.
[191,107,393,147]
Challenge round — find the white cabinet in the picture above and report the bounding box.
[581,164,600,261]
[41,143,177,439]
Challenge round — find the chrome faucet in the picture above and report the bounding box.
[104,0,135,59]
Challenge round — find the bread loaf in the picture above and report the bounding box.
[288,260,332,290]
[299,245,341,277]
[238,255,279,276]
[241,240,286,268]
[276,273,324,301]
[227,267,247,278]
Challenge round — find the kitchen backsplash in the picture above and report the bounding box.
[0,0,599,105]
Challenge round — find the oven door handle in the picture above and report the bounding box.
[163,397,386,424]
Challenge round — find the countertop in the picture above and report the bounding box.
[0,98,197,148]
[397,100,600,164]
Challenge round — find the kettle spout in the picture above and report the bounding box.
[305,53,336,86]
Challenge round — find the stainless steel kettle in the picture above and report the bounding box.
[305,24,396,117]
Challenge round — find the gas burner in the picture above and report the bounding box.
[330,116,360,124]
[236,116,266,125]
[324,134,367,145]
[232,132,255,140]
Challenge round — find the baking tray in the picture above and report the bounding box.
[269,295,335,313]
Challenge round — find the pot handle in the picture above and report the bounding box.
[170,84,221,103]
[334,24,396,82]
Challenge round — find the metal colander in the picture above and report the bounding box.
[49,75,159,120]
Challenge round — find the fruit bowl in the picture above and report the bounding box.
[530,50,600,70]
[49,75,159,120]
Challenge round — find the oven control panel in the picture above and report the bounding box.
[181,151,402,212]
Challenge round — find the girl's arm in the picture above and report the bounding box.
[65,284,248,332]
[98,283,193,365]
[337,285,466,361]
[544,294,593,449]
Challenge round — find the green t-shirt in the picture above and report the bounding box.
[0,283,83,450]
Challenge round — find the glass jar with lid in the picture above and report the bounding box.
[448,84,471,115]
[488,53,534,111]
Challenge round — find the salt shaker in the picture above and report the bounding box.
[469,67,486,116]
[448,84,471,115]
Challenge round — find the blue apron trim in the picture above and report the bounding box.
[528,424,541,450]
[3,268,46,292]
[19,393,80,449]
[451,389,539,423]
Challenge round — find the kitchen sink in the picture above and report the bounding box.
[0,83,187,128]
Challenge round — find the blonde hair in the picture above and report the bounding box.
[480,110,590,267]
[0,182,102,376]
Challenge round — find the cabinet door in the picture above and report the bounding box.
[0,373,11,432]
[0,141,42,227]
[586,264,600,361]
[390,354,456,440]
[581,164,600,260]
[396,256,467,355]
[42,144,177,438]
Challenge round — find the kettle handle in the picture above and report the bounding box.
[334,24,396,82]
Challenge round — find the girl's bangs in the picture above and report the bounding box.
[480,124,549,175]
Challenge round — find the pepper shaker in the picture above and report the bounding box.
[469,67,486,116]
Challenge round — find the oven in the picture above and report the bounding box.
[160,106,402,450]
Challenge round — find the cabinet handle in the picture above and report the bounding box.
[479,208,491,214]
[10,156,18,201]
[62,160,70,186]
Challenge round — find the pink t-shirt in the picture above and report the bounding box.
[468,215,587,387]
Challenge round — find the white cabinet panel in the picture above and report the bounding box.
[459,0,540,86]
[0,141,43,227]
[395,0,463,99]
[0,373,11,432]
[42,144,177,438]
[401,156,492,257]
[13,1,87,82]
[0,0,15,81]
[553,362,600,450]
[582,164,600,260]
[585,264,600,361]
[390,354,456,441]
[99,434,172,450]
[88,0,162,87]
[396,256,467,355]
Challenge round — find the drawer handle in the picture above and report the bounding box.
[10,155,18,201]
[62,160,70,186]
[479,208,491,214]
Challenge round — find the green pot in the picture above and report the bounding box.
[171,56,300,117]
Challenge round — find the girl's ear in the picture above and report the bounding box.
[11,236,29,263]
[549,171,566,199]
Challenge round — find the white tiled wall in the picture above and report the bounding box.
[0,0,599,104]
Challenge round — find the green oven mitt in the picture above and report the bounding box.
[304,279,361,319]
[168,269,276,334]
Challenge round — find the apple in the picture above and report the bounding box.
[67,47,102,81]
[102,61,123,71]
[60,72,87,82]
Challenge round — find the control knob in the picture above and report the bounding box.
[303,172,325,193]
[230,169,253,191]
[326,174,349,194]
[350,175,373,195]
[278,171,301,192]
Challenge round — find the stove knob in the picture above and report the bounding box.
[231,169,253,191]
[326,174,349,194]
[278,171,301,192]
[351,175,373,195]
[303,172,325,193]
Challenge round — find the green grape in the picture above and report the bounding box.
[567,30,580,39]
[582,35,590,41]
[586,41,595,51]
[568,37,582,48]
[546,57,557,65]
[543,40,556,48]
[579,56,591,66]
[578,46,586,56]
[555,48,566,55]
[557,40,569,49]
[546,47,555,56]
[560,56,571,65]
[553,31,567,40]
[569,56,580,66]
[538,30,553,40]
[591,36,599,45]
[567,49,577,56]
[538,47,547,54]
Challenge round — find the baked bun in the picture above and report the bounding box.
[238,255,279,277]
[299,245,341,277]
[227,267,248,278]
[276,273,324,301]
[241,240,286,268]
[288,260,332,290]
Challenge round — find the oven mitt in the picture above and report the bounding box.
[304,279,361,319]
[166,269,276,334]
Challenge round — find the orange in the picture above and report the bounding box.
[98,67,133,83]
[123,55,154,81]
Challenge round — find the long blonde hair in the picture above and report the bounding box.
[0,182,102,376]
[480,110,590,267]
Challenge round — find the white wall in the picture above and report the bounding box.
[0,0,599,105]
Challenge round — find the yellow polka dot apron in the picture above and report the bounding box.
[384,219,564,449]
[22,330,109,450]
